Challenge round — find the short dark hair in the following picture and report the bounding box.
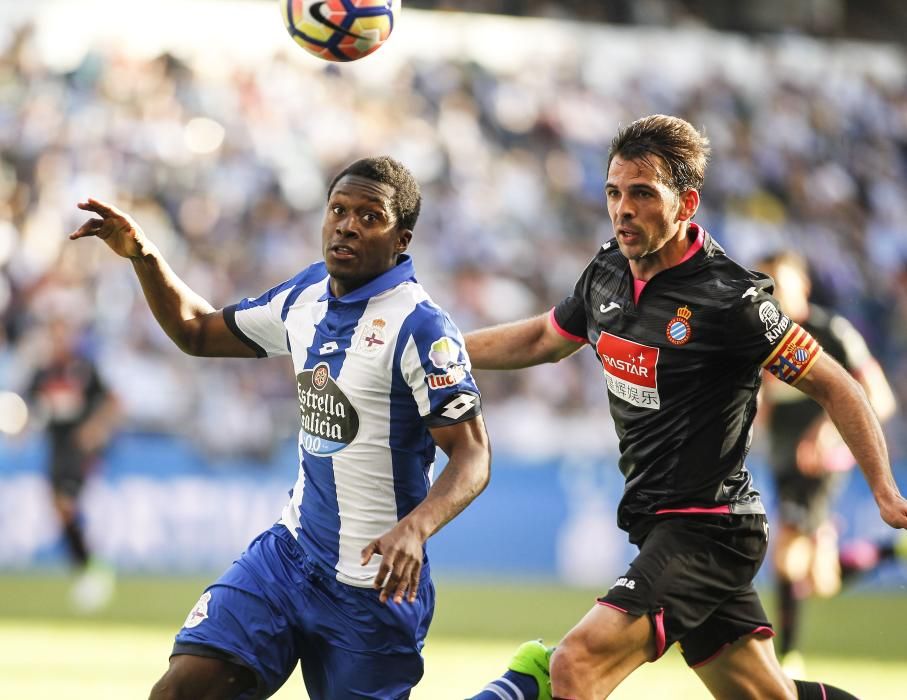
[608,115,711,194]
[327,156,421,231]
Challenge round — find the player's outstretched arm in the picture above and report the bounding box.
[361,415,491,604]
[796,352,907,529]
[71,198,256,358]
[465,313,583,370]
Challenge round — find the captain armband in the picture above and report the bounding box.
[761,323,822,386]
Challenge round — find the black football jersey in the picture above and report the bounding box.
[553,225,823,536]
[764,304,871,472]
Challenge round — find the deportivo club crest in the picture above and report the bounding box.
[183,591,211,629]
[354,318,387,356]
[666,305,693,345]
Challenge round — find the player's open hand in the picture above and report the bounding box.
[361,521,425,605]
[70,198,149,259]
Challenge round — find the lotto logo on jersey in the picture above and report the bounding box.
[596,332,660,409]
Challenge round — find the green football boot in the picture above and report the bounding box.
[507,640,554,700]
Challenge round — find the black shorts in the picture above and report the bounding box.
[599,514,773,667]
[49,441,94,499]
[773,467,845,533]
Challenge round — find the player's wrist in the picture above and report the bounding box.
[398,512,433,543]
[874,486,904,511]
[128,236,160,261]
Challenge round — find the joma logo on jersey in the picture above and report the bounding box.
[611,577,636,590]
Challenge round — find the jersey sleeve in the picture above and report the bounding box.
[223,266,323,358]
[727,280,823,386]
[551,258,593,343]
[398,307,481,428]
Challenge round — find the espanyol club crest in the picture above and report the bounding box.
[666,305,693,345]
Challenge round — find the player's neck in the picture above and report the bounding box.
[629,225,694,282]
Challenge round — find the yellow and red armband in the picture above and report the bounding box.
[761,323,822,386]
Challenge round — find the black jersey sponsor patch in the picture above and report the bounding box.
[297,362,360,455]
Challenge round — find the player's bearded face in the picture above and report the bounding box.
[605,156,681,262]
[322,175,411,297]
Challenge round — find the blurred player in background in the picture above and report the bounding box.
[755,251,904,676]
[465,115,907,700]
[70,156,491,699]
[26,317,120,613]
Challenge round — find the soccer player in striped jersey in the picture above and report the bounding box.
[465,116,906,700]
[71,156,491,699]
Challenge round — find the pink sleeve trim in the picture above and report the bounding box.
[549,307,586,344]
[655,505,731,515]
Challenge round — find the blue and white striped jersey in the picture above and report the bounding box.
[223,255,481,587]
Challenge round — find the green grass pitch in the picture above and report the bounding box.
[1,574,905,698]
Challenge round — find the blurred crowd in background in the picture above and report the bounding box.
[411,0,906,42]
[2,5,907,467]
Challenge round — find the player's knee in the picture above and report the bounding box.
[551,629,613,679]
[549,642,583,685]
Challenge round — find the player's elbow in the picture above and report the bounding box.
[175,317,216,357]
[172,331,202,356]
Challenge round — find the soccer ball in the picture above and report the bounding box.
[279,0,400,62]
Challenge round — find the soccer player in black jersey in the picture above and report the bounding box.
[466,115,907,700]
[755,251,902,676]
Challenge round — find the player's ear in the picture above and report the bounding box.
[677,189,700,222]
[396,229,412,253]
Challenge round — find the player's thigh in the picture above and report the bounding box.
[150,653,256,700]
[173,528,307,696]
[304,644,426,700]
[678,585,773,668]
[694,634,796,700]
[552,602,654,687]
[601,515,768,662]
[299,575,434,699]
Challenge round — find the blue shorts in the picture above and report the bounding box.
[173,524,435,699]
